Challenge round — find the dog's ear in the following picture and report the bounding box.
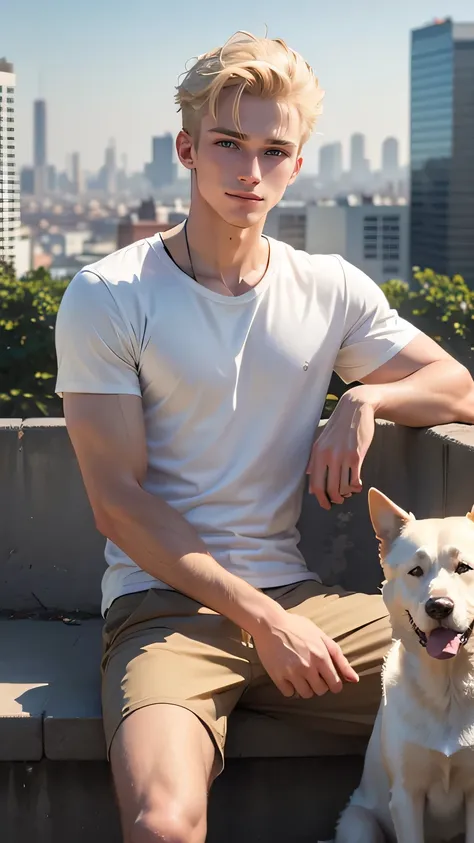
[467,507,474,523]
[368,488,414,545]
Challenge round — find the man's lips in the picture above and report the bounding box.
[226,192,263,202]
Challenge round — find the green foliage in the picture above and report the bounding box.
[0,261,471,420]
[381,268,474,358]
[0,262,67,417]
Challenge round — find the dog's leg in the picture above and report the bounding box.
[389,784,424,843]
[334,804,385,843]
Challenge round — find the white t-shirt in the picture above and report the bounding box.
[55,234,419,616]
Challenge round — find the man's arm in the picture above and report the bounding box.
[359,333,474,426]
[308,333,474,510]
[64,392,358,696]
[63,393,277,633]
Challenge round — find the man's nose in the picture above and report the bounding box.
[238,156,262,185]
[425,597,454,620]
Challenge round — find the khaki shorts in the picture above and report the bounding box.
[101,580,390,774]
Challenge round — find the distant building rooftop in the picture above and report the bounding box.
[117,220,173,250]
[0,58,14,73]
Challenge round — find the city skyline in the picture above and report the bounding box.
[5,0,474,175]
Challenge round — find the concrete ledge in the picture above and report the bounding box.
[1,419,474,612]
[0,619,367,763]
[0,756,363,843]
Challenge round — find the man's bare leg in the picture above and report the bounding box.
[110,703,217,843]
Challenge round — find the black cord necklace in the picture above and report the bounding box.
[183,219,270,297]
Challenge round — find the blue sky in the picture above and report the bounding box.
[4,0,474,176]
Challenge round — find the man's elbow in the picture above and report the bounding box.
[451,362,474,423]
[91,481,142,539]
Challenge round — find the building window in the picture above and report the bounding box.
[7,88,14,94]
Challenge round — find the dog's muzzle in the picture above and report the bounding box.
[407,610,474,656]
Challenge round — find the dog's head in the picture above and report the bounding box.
[369,487,474,661]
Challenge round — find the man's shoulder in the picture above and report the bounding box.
[272,238,347,285]
[78,236,158,290]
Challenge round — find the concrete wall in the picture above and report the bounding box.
[2,418,474,614]
[2,418,474,843]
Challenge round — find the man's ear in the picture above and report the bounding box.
[368,487,414,544]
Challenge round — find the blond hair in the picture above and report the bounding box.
[175,31,324,147]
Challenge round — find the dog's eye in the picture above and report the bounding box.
[408,566,424,577]
[456,561,473,574]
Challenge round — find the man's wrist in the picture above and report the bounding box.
[237,588,287,638]
[342,383,383,418]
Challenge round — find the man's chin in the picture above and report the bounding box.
[217,206,267,229]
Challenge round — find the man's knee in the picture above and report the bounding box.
[128,807,206,843]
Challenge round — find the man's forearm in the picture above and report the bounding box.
[348,360,474,427]
[98,485,284,636]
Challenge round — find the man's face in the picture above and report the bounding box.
[185,89,303,227]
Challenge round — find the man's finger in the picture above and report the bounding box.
[326,456,344,505]
[349,461,363,491]
[277,678,297,698]
[310,459,331,510]
[339,463,353,497]
[313,653,343,694]
[291,676,317,699]
[323,635,359,683]
[306,669,329,697]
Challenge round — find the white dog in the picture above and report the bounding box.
[333,487,474,843]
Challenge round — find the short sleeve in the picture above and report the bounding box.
[333,256,420,384]
[55,270,142,398]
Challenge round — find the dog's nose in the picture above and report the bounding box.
[425,597,455,619]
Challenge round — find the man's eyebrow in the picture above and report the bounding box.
[208,127,296,147]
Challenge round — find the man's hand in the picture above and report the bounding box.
[307,387,376,511]
[251,609,359,698]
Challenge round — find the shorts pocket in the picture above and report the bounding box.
[102,589,157,659]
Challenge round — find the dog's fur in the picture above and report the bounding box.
[333,488,474,843]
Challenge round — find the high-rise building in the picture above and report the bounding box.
[350,133,369,183]
[382,137,399,181]
[145,133,176,189]
[33,99,47,196]
[71,152,84,195]
[265,200,408,285]
[104,140,117,195]
[318,142,343,184]
[0,59,19,267]
[410,19,474,284]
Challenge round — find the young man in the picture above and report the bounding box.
[55,31,474,843]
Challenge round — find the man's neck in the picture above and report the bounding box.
[162,193,270,295]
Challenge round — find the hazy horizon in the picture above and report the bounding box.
[4,0,474,177]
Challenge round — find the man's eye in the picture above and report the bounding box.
[408,566,424,577]
[216,140,237,149]
[456,561,473,574]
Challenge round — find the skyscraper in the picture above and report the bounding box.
[350,133,368,183]
[410,19,474,284]
[318,142,343,184]
[382,137,399,181]
[145,133,175,189]
[33,99,47,196]
[0,59,19,267]
[71,152,84,196]
[104,140,117,195]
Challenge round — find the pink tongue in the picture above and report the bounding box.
[426,628,461,660]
